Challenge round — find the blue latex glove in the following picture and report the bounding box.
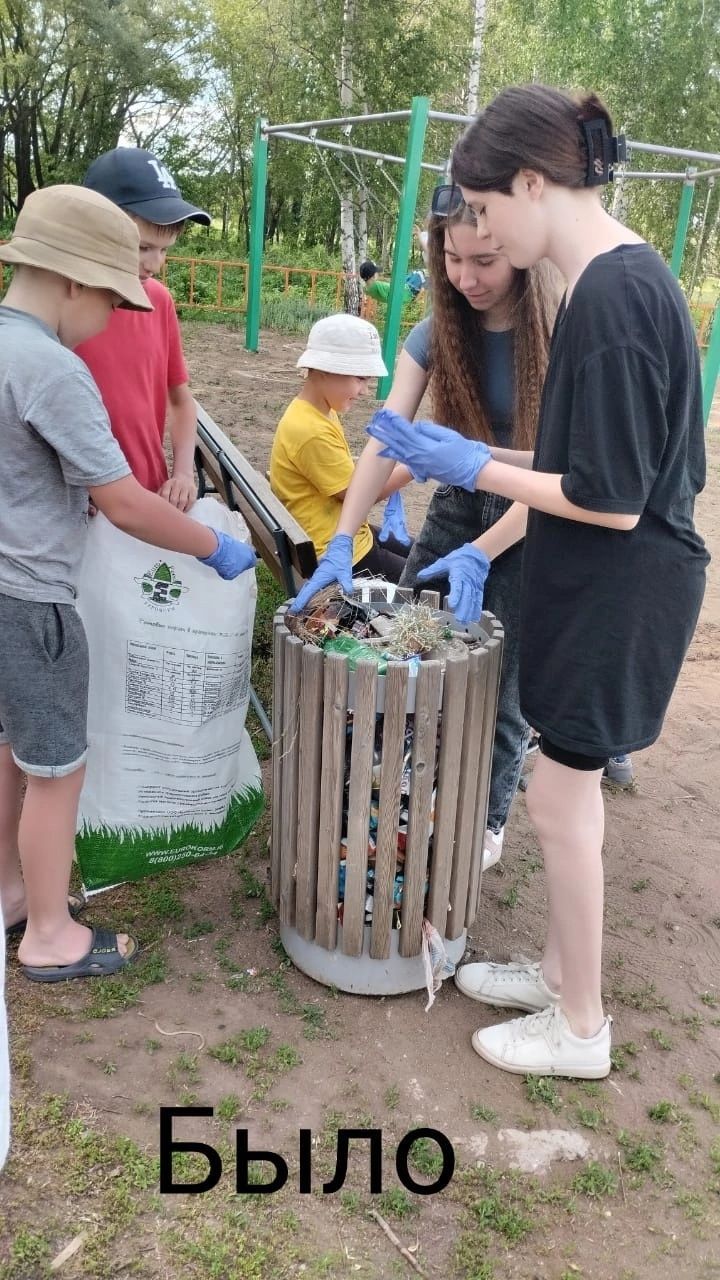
[367,408,491,491]
[289,533,354,614]
[417,542,490,625]
[379,490,412,546]
[198,529,258,579]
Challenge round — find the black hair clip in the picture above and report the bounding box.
[582,119,627,186]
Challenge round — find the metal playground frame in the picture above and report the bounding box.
[245,97,720,421]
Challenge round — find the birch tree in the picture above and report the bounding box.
[465,0,487,116]
[339,0,360,312]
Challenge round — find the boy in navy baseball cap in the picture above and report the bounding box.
[83,148,211,227]
[76,148,210,511]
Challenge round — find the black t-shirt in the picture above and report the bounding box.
[520,244,710,756]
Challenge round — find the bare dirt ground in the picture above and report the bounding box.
[1,322,719,1280]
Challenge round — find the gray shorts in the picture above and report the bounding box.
[0,594,89,777]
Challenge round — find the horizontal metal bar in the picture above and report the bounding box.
[627,139,720,164]
[428,122,720,166]
[621,167,719,181]
[620,170,690,180]
[428,110,474,124]
[268,130,445,173]
[266,110,412,133]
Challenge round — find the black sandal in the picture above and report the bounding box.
[21,927,139,983]
[5,892,86,940]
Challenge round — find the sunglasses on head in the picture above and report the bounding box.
[430,183,466,217]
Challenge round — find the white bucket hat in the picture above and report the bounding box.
[297,313,388,377]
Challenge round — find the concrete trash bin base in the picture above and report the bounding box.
[280,922,468,995]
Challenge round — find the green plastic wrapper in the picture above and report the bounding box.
[323,633,389,673]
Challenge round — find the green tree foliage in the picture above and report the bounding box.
[1,0,719,285]
[481,0,720,277]
[1,0,201,213]
[200,0,473,252]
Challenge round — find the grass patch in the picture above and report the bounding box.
[471,1103,498,1124]
[208,1027,302,1103]
[649,1027,673,1051]
[677,1011,705,1040]
[709,1137,720,1191]
[300,1001,333,1040]
[647,1100,683,1124]
[216,1094,244,1123]
[3,1228,51,1276]
[210,1026,270,1065]
[498,884,519,910]
[577,1080,602,1097]
[575,1106,604,1131]
[384,1084,400,1110]
[610,982,670,1013]
[183,919,215,939]
[407,1135,445,1179]
[681,1084,720,1123]
[617,1130,664,1175]
[675,1189,706,1220]
[610,1041,642,1076]
[525,1075,563,1113]
[572,1161,618,1198]
[377,1188,420,1220]
[473,1193,533,1242]
[81,949,167,1020]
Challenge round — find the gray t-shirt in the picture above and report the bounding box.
[403,315,515,448]
[0,306,131,604]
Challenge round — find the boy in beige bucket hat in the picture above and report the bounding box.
[0,185,257,983]
[270,314,413,589]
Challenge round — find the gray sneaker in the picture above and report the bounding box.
[455,960,560,1012]
[603,754,634,787]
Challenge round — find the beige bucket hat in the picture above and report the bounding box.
[297,313,388,377]
[0,184,152,311]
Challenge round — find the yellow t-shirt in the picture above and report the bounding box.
[269,398,373,562]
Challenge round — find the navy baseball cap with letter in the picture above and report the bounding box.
[83,148,211,227]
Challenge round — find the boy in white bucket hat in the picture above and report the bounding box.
[270,314,413,587]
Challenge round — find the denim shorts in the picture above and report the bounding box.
[0,594,89,777]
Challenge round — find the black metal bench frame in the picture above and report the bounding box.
[193,400,318,738]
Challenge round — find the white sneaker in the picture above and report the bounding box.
[472,1005,611,1078]
[482,826,504,870]
[455,959,560,1012]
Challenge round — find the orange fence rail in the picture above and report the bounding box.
[159,255,358,313]
[689,301,716,350]
[0,247,715,346]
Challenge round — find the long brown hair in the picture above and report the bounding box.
[452,84,613,194]
[427,205,561,449]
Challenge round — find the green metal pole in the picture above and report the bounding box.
[702,301,720,426]
[377,96,430,399]
[245,118,268,353]
[669,168,696,279]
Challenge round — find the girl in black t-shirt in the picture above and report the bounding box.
[367,84,709,1080]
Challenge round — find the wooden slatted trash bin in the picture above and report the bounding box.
[271,586,503,994]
